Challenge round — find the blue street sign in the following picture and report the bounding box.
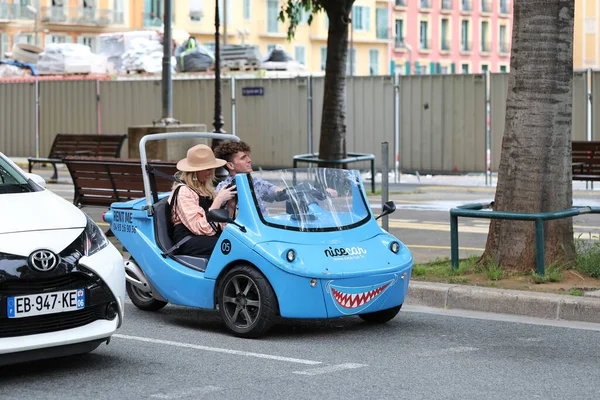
[242,87,264,96]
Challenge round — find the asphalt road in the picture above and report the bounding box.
[3,168,600,398]
[2,302,600,399]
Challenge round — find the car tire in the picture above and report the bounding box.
[217,265,278,338]
[358,305,402,324]
[126,281,168,311]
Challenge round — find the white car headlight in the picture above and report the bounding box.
[83,214,109,257]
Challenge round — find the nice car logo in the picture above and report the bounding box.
[324,246,368,259]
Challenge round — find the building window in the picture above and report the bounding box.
[395,19,404,48]
[461,20,470,51]
[352,6,370,31]
[295,46,306,65]
[189,0,203,22]
[267,0,278,33]
[218,0,231,24]
[376,7,388,39]
[395,0,407,6]
[0,34,10,58]
[500,65,507,72]
[461,63,469,73]
[441,18,449,51]
[481,64,488,73]
[243,0,251,20]
[419,21,429,50]
[461,0,471,11]
[442,0,452,11]
[320,47,327,71]
[499,25,508,53]
[267,44,276,53]
[113,0,125,24]
[346,47,356,75]
[499,0,509,14]
[78,35,96,52]
[369,49,379,75]
[481,21,489,52]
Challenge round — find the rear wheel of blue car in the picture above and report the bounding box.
[126,281,168,311]
[358,305,402,324]
[218,265,278,338]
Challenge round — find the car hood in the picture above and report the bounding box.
[0,190,87,235]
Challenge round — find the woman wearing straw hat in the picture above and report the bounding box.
[168,144,238,256]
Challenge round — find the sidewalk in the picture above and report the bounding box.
[16,158,600,326]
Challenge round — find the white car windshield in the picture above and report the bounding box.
[249,168,371,232]
[0,156,36,195]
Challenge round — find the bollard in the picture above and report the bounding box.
[382,142,389,232]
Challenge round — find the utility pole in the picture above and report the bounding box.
[159,0,178,124]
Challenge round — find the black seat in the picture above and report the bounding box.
[153,197,210,272]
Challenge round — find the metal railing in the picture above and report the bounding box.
[419,38,431,50]
[499,42,509,54]
[481,41,491,52]
[420,0,432,8]
[450,202,600,275]
[441,39,450,51]
[481,0,492,13]
[395,37,405,49]
[395,0,407,6]
[143,12,163,27]
[40,7,122,25]
[0,4,34,20]
[461,0,472,12]
[441,0,453,10]
[500,0,511,14]
[461,41,472,52]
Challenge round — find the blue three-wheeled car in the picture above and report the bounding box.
[104,132,413,337]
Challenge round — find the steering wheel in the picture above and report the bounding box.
[272,182,328,203]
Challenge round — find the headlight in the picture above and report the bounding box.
[286,249,296,262]
[390,241,400,254]
[83,214,109,257]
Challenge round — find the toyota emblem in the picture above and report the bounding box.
[29,250,59,272]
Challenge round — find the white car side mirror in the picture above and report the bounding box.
[25,173,46,189]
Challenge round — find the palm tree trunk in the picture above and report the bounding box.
[318,4,353,166]
[481,0,575,272]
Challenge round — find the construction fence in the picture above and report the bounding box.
[0,72,595,174]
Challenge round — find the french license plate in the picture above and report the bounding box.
[7,289,85,319]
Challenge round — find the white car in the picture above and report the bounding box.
[0,152,125,365]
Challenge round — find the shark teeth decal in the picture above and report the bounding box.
[331,284,390,309]
[326,275,398,315]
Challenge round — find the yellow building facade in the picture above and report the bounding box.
[135,0,391,75]
[574,0,599,70]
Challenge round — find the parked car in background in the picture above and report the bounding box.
[0,152,125,366]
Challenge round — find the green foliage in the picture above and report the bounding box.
[574,238,600,278]
[278,0,324,40]
[568,289,584,296]
[531,264,564,284]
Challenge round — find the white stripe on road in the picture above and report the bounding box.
[151,386,223,399]
[293,363,367,376]
[113,334,321,365]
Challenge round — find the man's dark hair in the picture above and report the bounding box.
[214,141,251,168]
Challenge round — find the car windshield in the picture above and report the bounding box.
[0,156,36,195]
[249,168,371,232]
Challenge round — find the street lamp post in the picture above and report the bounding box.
[26,5,38,46]
[159,0,178,125]
[212,0,224,135]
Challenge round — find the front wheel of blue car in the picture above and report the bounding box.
[358,305,402,324]
[218,265,278,338]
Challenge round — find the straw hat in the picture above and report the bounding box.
[176,144,227,172]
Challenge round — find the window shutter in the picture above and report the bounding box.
[430,61,435,74]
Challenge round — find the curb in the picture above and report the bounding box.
[406,281,600,324]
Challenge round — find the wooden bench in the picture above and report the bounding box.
[28,133,127,182]
[572,141,600,187]
[63,156,178,208]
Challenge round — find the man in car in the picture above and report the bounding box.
[214,141,280,214]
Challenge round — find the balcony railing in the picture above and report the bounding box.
[395,37,405,49]
[481,0,492,13]
[0,4,34,20]
[419,38,431,50]
[441,39,450,51]
[499,0,511,14]
[481,41,491,52]
[461,0,472,12]
[499,42,509,54]
[143,12,163,27]
[395,0,407,7]
[40,7,123,25]
[441,0,453,11]
[461,41,472,52]
[420,0,432,8]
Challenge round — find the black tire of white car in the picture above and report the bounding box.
[126,281,168,311]
[217,265,278,338]
[358,305,402,324]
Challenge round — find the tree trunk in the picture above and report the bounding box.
[318,2,353,167]
[481,0,575,272]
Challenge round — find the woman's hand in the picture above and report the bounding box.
[211,185,237,210]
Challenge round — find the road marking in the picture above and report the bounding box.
[113,334,322,365]
[405,244,484,251]
[417,347,479,357]
[151,386,223,399]
[293,363,367,376]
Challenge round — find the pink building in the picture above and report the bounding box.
[389,0,513,75]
